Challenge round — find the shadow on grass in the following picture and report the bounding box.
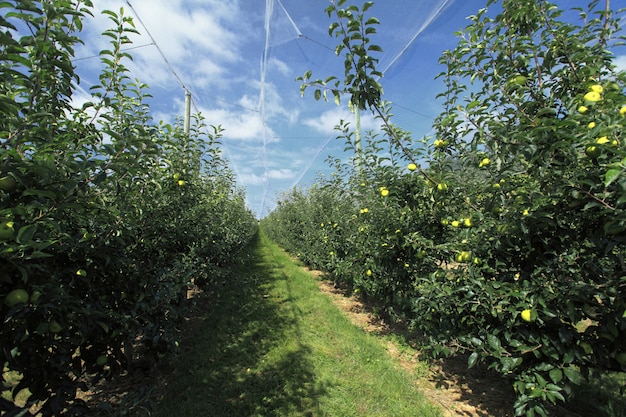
[314,275,521,417]
[155,232,328,417]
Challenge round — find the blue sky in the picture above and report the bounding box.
[71,1,625,218]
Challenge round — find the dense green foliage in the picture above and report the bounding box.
[0,1,257,415]
[263,0,626,415]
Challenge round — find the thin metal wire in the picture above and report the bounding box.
[125,0,189,93]
[72,43,155,62]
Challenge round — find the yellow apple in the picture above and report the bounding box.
[520,309,533,322]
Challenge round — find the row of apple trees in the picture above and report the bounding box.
[0,1,257,416]
[262,0,626,416]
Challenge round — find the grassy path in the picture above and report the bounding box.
[154,231,441,417]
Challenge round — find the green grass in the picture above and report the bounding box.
[154,230,441,417]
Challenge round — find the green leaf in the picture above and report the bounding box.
[328,22,339,36]
[469,337,483,347]
[563,366,583,384]
[16,224,37,244]
[605,168,621,187]
[96,320,110,333]
[468,351,479,368]
[548,389,565,403]
[548,368,563,383]
[362,2,374,12]
[487,334,501,351]
[466,100,480,110]
[22,189,58,200]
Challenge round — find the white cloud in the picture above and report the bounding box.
[269,57,291,77]
[201,108,273,142]
[614,55,626,72]
[236,172,266,186]
[237,168,295,186]
[230,142,320,190]
[78,0,247,89]
[62,0,489,218]
[303,108,380,135]
[191,81,301,144]
[268,168,296,180]
[256,80,300,124]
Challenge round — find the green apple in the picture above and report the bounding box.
[511,75,527,85]
[49,321,62,334]
[585,145,601,158]
[30,290,42,304]
[0,176,16,192]
[5,289,29,307]
[455,251,471,263]
[0,221,14,240]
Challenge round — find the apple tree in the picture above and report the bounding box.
[427,0,626,414]
[0,2,257,415]
[269,0,626,416]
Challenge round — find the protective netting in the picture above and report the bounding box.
[256,0,458,214]
[74,0,479,217]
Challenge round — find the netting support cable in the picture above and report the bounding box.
[380,0,455,76]
[72,43,155,62]
[276,0,303,37]
[258,0,275,218]
[291,136,333,188]
[122,2,242,183]
[125,0,189,95]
